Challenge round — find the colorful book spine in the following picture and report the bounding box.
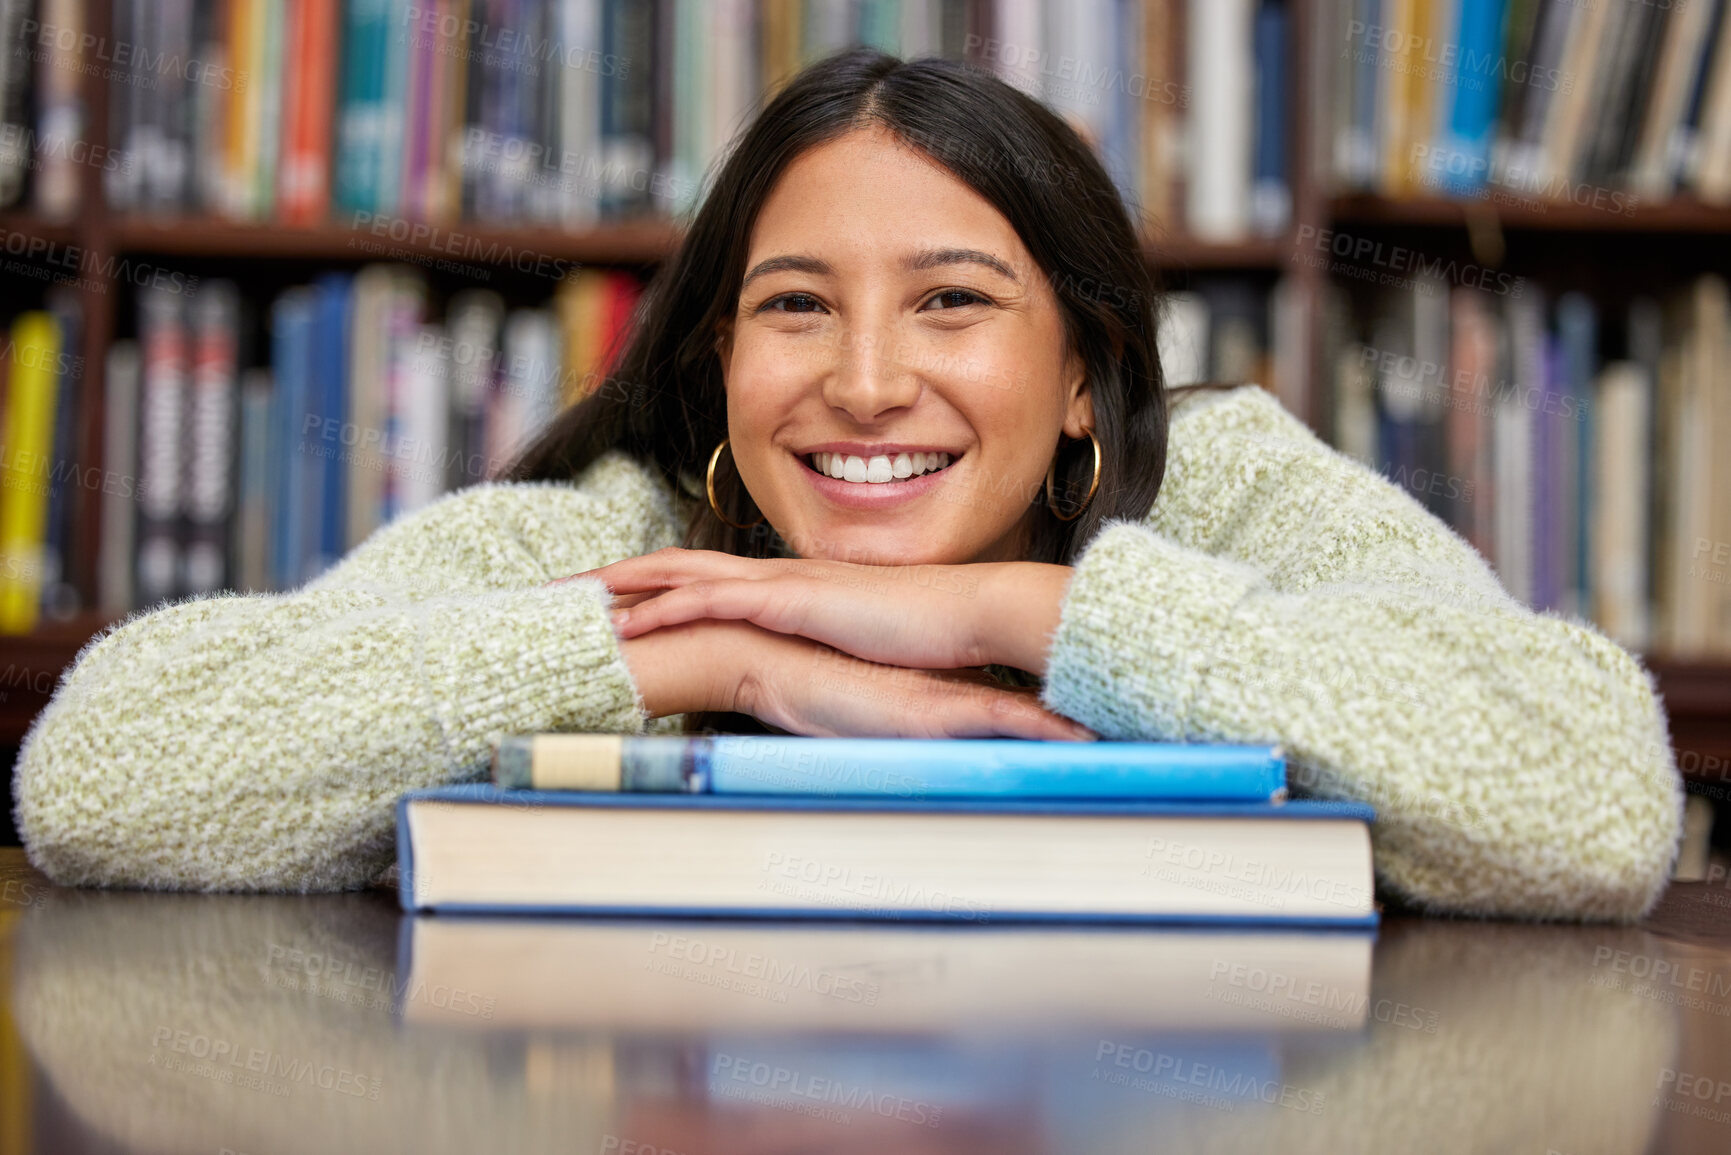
[0,313,62,633]
[97,342,142,616]
[311,274,353,576]
[269,287,315,590]
[184,282,241,595]
[136,288,189,607]
[280,0,338,224]
[335,0,395,214]
[38,288,81,620]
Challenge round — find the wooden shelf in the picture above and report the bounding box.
[1144,233,1291,271]
[0,212,77,247]
[101,216,1297,271]
[1330,193,1731,233]
[111,215,686,265]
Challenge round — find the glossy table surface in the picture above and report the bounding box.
[4,847,1731,1155]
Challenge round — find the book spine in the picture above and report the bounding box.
[335,0,391,214]
[184,281,240,595]
[38,288,81,620]
[235,367,273,592]
[136,288,188,607]
[1250,0,1290,233]
[32,0,83,218]
[269,287,314,590]
[0,0,31,208]
[1187,0,1252,241]
[97,341,142,615]
[0,313,62,633]
[312,273,353,572]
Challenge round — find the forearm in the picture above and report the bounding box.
[1039,521,1683,921]
[14,580,645,892]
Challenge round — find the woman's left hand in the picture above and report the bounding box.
[549,547,1075,677]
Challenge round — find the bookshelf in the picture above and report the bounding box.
[0,0,1728,789]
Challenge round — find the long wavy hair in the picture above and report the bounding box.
[506,47,1205,732]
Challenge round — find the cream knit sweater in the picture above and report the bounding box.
[10,386,1684,919]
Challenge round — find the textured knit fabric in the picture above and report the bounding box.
[11,386,1684,918]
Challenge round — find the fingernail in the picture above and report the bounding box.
[610,609,630,628]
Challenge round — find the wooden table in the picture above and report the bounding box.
[3,847,1730,1154]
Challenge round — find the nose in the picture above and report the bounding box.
[820,322,922,423]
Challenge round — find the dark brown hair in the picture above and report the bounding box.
[506,47,1197,731]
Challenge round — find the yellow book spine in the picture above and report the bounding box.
[0,313,63,634]
[226,0,255,216]
[557,270,608,407]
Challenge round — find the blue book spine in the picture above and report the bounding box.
[1532,338,1559,612]
[270,289,315,591]
[1556,292,1596,616]
[701,737,1286,802]
[1251,0,1289,230]
[311,274,353,576]
[1436,0,1507,195]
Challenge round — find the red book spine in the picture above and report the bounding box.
[280,0,337,224]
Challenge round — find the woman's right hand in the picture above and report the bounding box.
[618,619,1094,740]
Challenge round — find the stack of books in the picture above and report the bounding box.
[396,733,1379,927]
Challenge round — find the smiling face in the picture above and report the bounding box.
[715,124,1094,566]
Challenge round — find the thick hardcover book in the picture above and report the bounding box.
[397,786,1378,927]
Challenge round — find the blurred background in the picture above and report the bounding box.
[0,0,1726,846]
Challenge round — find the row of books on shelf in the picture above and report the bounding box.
[1331,272,1731,658]
[2,0,967,225]
[1326,0,1731,206]
[957,0,1295,242]
[0,0,1297,245]
[0,262,644,632]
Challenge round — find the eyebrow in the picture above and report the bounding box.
[740,247,1021,291]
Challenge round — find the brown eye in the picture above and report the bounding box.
[926,289,988,310]
[764,293,825,314]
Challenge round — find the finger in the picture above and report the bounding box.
[946,684,1097,741]
[611,577,804,639]
[581,547,772,596]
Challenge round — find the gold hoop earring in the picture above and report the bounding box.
[1045,429,1102,522]
[706,437,764,529]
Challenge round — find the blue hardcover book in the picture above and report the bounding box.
[269,288,316,591]
[495,734,1288,801]
[396,786,1379,927]
[310,273,353,577]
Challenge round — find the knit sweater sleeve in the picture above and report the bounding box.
[12,451,689,893]
[1038,385,1684,922]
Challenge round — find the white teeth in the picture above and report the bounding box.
[809,450,956,484]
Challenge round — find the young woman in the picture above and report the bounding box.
[13,50,1680,920]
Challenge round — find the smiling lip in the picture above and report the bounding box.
[794,448,962,510]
